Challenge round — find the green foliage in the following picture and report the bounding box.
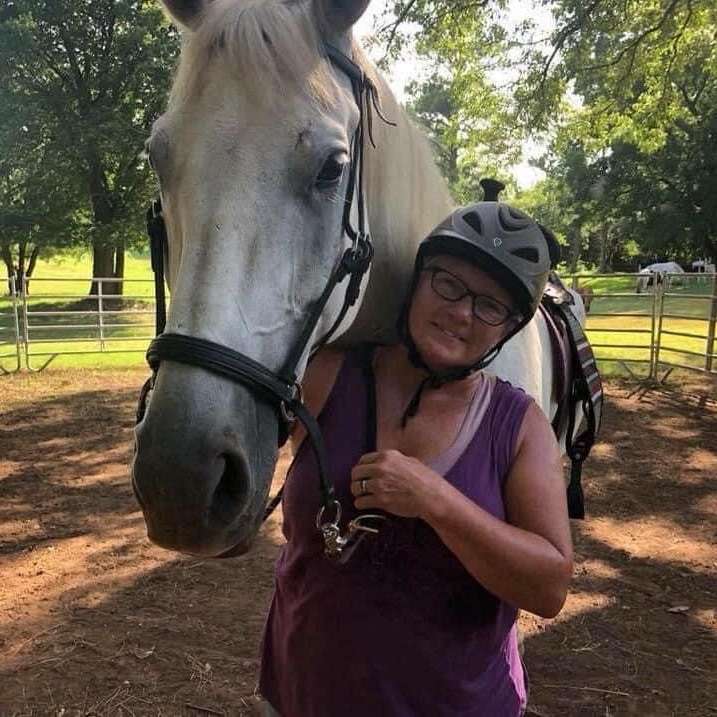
[381,1,519,203]
[0,0,179,258]
[377,0,717,266]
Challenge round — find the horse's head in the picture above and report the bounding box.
[132,0,375,557]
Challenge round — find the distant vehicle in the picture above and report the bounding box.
[636,261,684,293]
[691,259,715,274]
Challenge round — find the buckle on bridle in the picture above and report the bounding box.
[279,382,303,423]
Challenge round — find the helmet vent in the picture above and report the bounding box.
[498,205,531,232]
[511,247,540,263]
[462,211,484,235]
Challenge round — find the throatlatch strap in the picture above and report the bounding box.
[146,200,167,335]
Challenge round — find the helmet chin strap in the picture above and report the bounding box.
[399,333,504,428]
[399,307,531,427]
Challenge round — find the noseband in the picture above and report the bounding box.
[137,44,394,561]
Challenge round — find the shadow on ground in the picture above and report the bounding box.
[1,377,715,716]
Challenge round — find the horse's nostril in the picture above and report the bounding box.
[211,453,250,524]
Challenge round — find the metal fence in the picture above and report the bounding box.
[0,279,22,374]
[569,272,717,381]
[1,273,716,380]
[1,276,157,372]
[653,272,717,380]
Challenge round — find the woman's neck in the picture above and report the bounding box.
[376,343,483,402]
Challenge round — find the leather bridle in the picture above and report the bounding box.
[137,44,394,561]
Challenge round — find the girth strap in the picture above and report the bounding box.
[542,277,604,520]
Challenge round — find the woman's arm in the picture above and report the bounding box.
[289,348,345,455]
[351,402,573,618]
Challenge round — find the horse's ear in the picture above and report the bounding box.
[160,0,207,30]
[315,0,372,36]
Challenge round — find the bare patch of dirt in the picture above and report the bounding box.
[1,370,715,716]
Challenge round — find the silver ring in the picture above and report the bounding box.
[360,478,368,495]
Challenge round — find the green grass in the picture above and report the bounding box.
[2,259,716,376]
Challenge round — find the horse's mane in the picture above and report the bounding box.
[165,0,454,344]
[168,0,372,109]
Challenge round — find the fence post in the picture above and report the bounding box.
[649,278,659,379]
[97,278,106,351]
[12,276,22,371]
[652,278,667,380]
[21,274,31,369]
[0,276,22,375]
[706,274,717,373]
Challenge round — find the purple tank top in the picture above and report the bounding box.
[260,347,532,716]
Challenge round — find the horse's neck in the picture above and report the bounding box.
[341,64,556,425]
[341,70,454,344]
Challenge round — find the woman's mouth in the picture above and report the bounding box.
[433,323,464,342]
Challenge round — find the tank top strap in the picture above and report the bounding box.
[427,373,495,476]
[485,379,533,479]
[313,343,378,455]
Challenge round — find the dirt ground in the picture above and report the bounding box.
[0,369,715,716]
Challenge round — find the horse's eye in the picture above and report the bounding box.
[315,153,347,189]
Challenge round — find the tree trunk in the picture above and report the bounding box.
[112,242,125,296]
[1,243,14,295]
[598,223,611,273]
[24,244,39,295]
[91,243,116,296]
[86,146,124,296]
[568,223,582,273]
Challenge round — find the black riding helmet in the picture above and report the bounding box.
[397,179,557,425]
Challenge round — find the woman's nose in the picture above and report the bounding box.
[446,294,474,321]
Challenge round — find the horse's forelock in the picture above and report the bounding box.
[169,0,361,110]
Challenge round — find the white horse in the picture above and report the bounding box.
[132,0,584,557]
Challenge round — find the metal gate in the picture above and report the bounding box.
[0,277,22,374]
[0,276,157,372]
[569,271,717,380]
[653,272,717,380]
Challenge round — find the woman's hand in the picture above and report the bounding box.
[350,450,447,519]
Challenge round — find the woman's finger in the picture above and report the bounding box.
[354,493,382,511]
[356,452,382,465]
[350,476,375,496]
[350,463,382,481]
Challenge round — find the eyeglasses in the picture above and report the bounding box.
[424,267,516,326]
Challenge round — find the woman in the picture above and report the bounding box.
[259,201,573,716]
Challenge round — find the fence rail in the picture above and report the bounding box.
[568,271,717,380]
[1,272,716,380]
[1,276,158,372]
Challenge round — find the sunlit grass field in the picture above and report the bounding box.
[1,255,716,379]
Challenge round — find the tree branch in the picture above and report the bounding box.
[580,0,685,72]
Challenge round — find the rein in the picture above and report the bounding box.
[137,44,394,562]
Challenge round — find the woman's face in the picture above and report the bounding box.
[408,254,519,373]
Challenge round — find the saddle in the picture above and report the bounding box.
[539,272,604,519]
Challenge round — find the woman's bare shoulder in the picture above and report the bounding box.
[290,348,346,453]
[303,347,346,407]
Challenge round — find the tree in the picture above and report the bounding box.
[0,0,178,295]
[374,1,717,267]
